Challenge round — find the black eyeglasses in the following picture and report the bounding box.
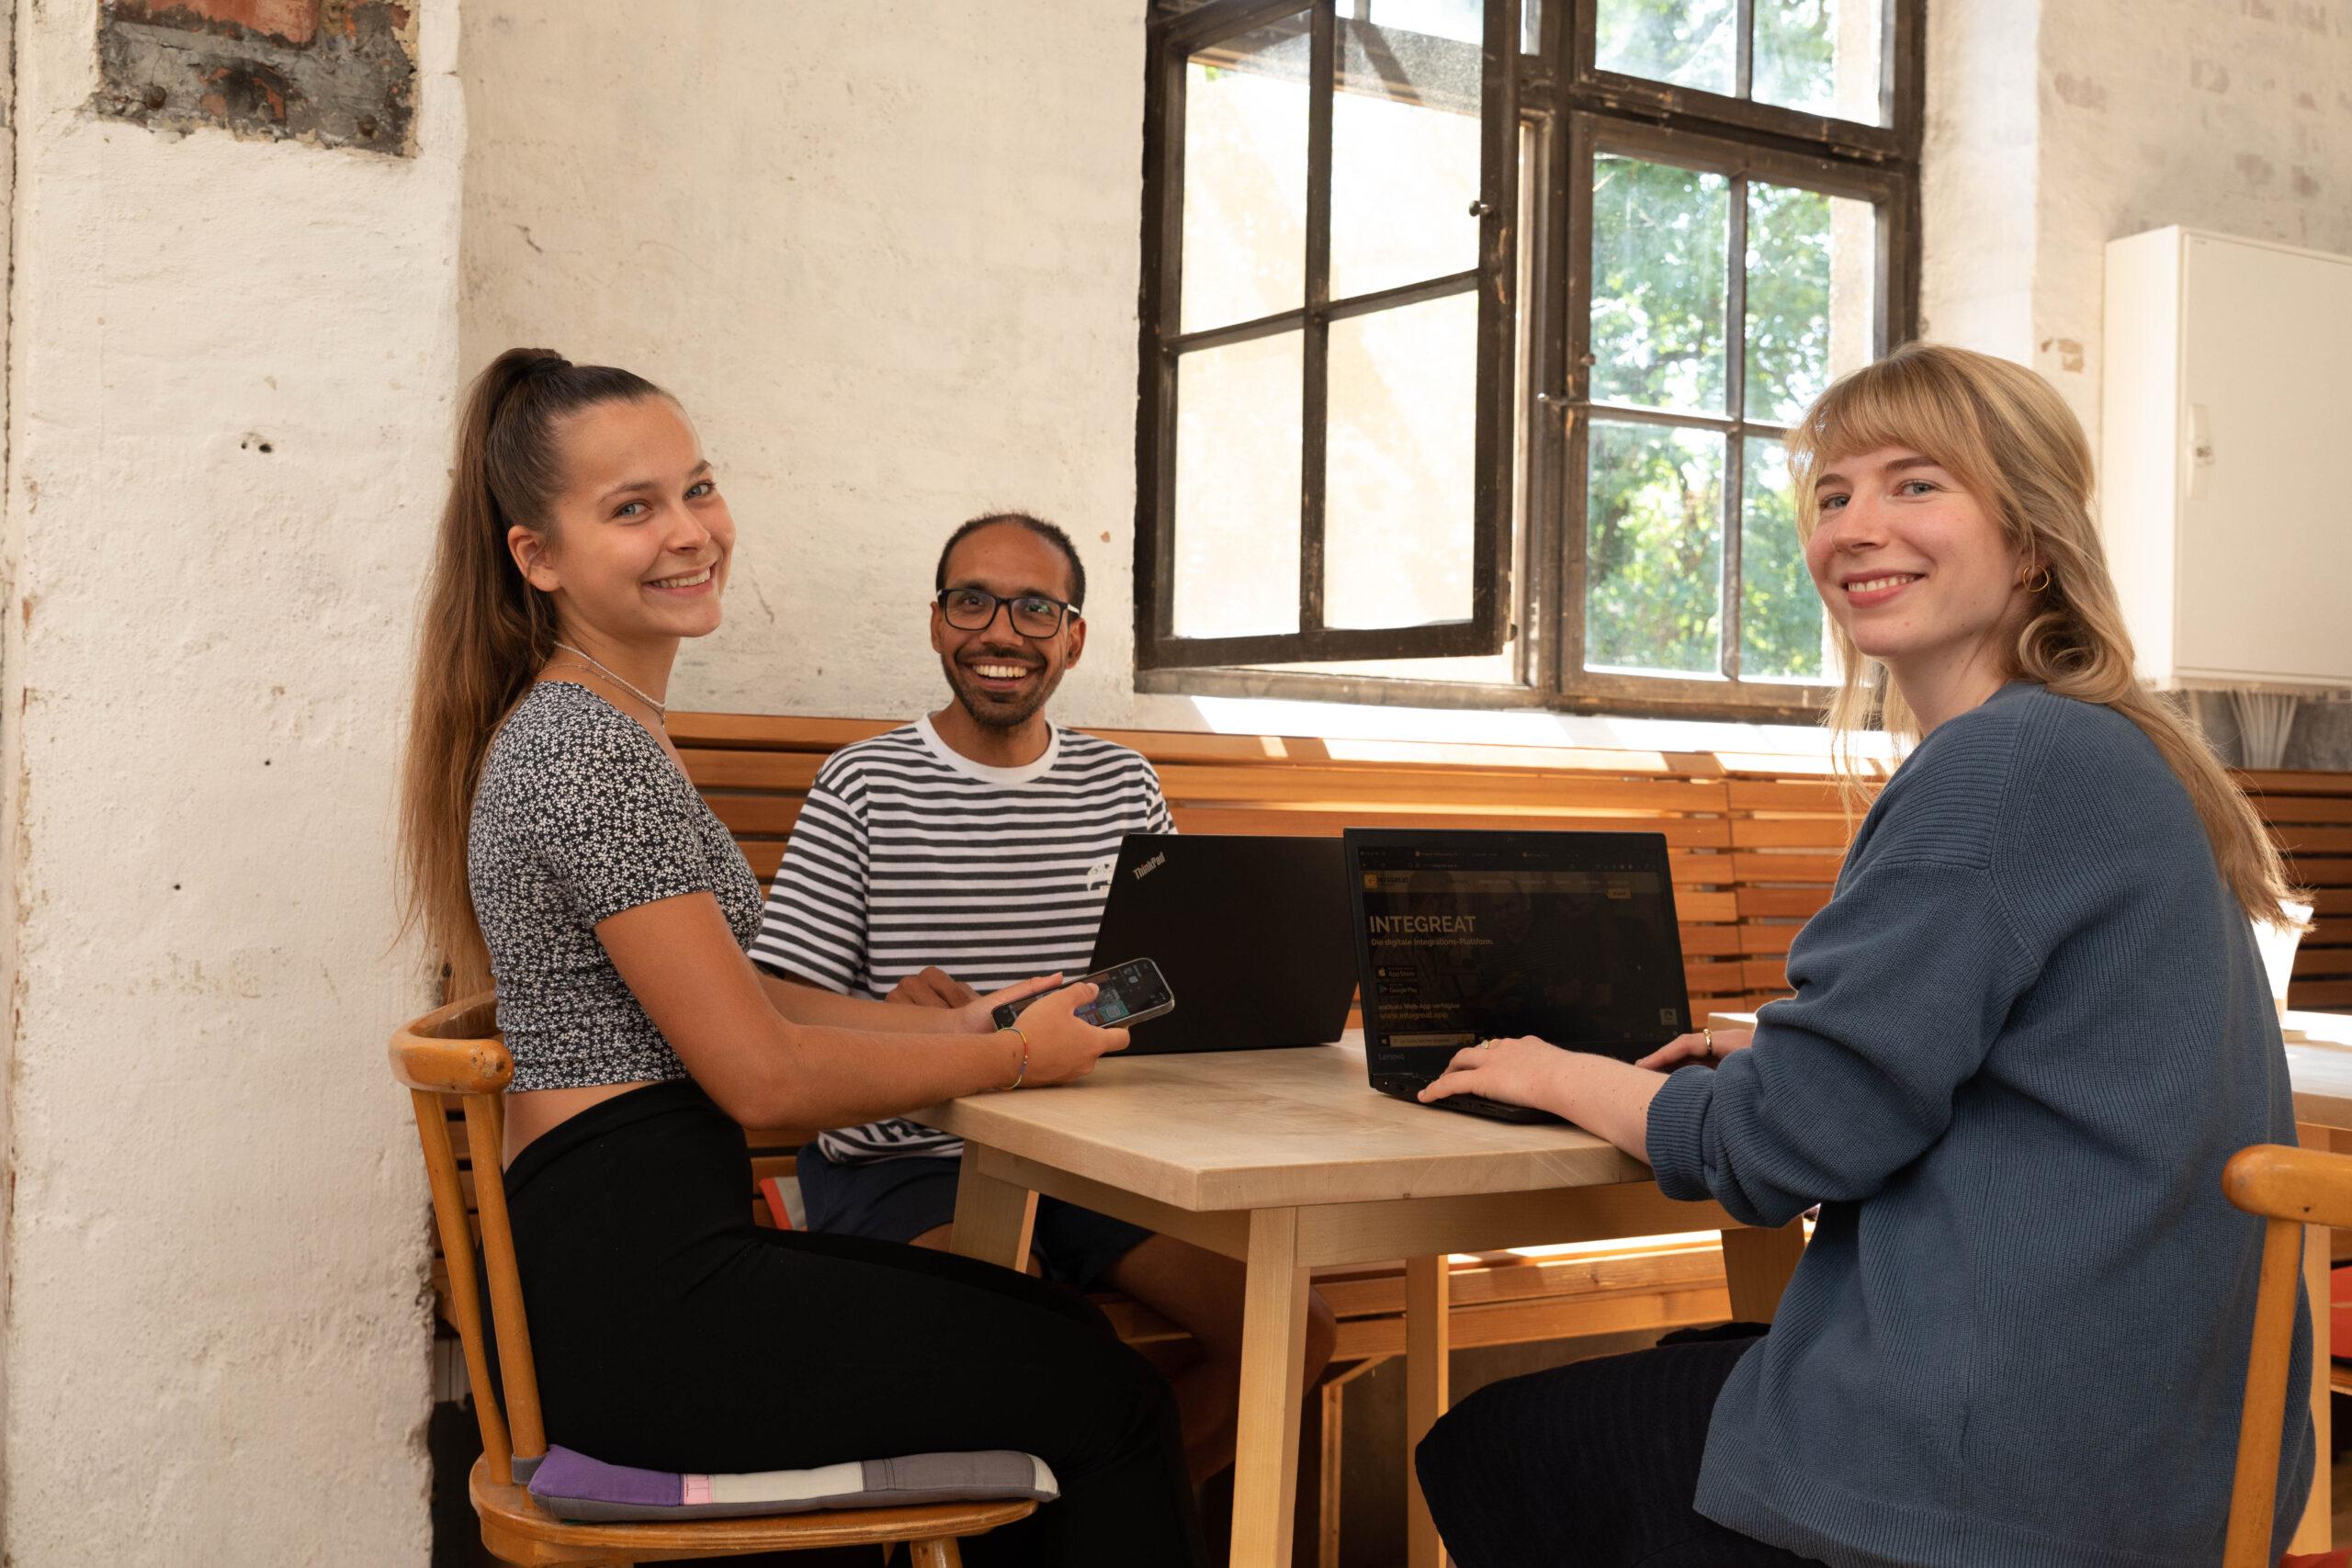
[935,587,1080,638]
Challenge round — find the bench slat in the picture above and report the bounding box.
[1728,818,1852,849]
[2241,770,2352,798]
[1728,852,1844,884]
[1736,886,1834,919]
[2278,826,2352,855]
[1725,780,1851,812]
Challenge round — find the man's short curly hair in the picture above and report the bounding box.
[933,511,1086,614]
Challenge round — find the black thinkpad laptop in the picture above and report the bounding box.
[1342,828,1691,1123]
[1087,834,1356,1055]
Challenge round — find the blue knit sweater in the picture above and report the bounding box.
[1646,682,2311,1567]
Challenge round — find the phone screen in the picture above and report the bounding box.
[998,960,1170,1030]
[1079,990,1134,1025]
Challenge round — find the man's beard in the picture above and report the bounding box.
[944,653,1060,730]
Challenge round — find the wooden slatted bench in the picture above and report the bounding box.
[2238,768,2352,1014]
[671,712,1901,1022]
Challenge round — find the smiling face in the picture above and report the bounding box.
[508,396,733,649]
[1804,444,2030,696]
[930,520,1086,731]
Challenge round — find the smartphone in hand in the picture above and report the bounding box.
[992,958,1175,1032]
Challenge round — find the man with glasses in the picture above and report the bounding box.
[752,511,1334,1492]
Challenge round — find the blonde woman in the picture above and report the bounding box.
[397,349,1205,1566]
[1410,344,2309,1567]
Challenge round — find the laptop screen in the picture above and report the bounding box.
[1346,829,1690,1069]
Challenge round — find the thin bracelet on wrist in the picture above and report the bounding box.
[996,1025,1029,1091]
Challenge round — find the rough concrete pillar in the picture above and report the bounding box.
[0,0,462,1560]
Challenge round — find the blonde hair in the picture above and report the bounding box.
[1786,343,2301,929]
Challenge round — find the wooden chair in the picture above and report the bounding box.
[2224,1143,2352,1567]
[390,993,1037,1567]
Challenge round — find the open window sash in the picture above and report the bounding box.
[1139,0,1521,670]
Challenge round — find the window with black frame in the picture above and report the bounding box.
[1138,0,1920,716]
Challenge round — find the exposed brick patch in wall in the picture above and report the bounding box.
[116,0,319,45]
[93,0,416,155]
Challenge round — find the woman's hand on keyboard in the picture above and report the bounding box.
[1417,1036,1566,1112]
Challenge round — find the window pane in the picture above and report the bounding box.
[1754,0,1884,124]
[1326,292,1478,629]
[1746,180,1876,425]
[1172,332,1304,638]
[1340,0,1482,44]
[1330,18,1483,299]
[1594,0,1735,96]
[1181,20,1311,333]
[1586,422,1724,674]
[1740,439,1826,680]
[1591,154,1728,416]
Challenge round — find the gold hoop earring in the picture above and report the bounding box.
[2022,566,2052,593]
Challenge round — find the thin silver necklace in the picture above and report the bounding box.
[550,641,667,719]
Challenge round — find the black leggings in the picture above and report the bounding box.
[1414,1327,1823,1568]
[490,1080,1207,1568]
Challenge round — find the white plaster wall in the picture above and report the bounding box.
[2031,0,2352,445]
[1922,0,2352,447]
[0,1,463,1560]
[1917,0,2041,362]
[0,6,16,1534]
[459,0,1156,730]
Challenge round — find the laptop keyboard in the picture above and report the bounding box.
[1374,1078,1566,1125]
[1428,1090,1566,1125]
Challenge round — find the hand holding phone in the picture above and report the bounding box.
[993,958,1176,1032]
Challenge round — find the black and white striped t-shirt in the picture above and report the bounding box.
[749,716,1174,1164]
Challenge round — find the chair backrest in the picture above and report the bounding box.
[2221,1143,2352,1567]
[389,992,548,1486]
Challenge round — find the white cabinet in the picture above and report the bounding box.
[2100,226,2352,689]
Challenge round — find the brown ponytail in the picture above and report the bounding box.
[1787,344,2304,931]
[396,348,667,997]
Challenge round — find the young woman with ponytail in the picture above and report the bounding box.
[1408,344,2311,1568]
[397,349,1205,1566]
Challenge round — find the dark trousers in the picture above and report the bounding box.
[1414,1326,1823,1568]
[492,1080,1207,1568]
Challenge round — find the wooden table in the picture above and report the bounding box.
[920,1038,1807,1568]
